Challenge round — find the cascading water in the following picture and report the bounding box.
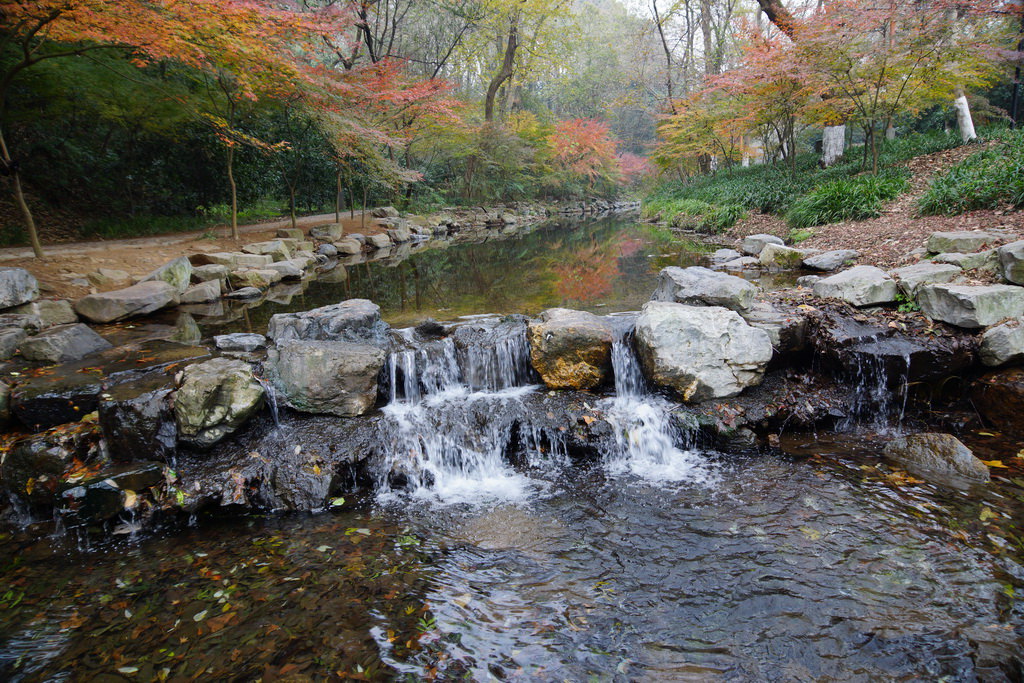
[601,333,717,484]
[835,337,913,434]
[377,323,562,503]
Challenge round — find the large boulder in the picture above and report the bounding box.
[74,281,179,323]
[180,280,221,304]
[371,206,400,218]
[2,427,101,507]
[366,233,393,250]
[334,237,363,255]
[926,230,995,254]
[650,266,757,313]
[883,433,990,483]
[174,358,265,448]
[140,256,192,294]
[266,340,385,416]
[758,243,807,270]
[526,308,613,390]
[802,249,859,272]
[242,240,292,262]
[972,368,1024,437]
[265,261,305,280]
[812,266,898,307]
[229,269,282,290]
[99,375,177,462]
[10,299,77,328]
[0,267,38,309]
[917,284,1024,329]
[980,320,1024,367]
[634,301,772,401]
[932,249,998,271]
[888,262,962,297]
[191,264,230,283]
[19,323,111,363]
[740,302,808,357]
[309,223,345,240]
[267,299,389,345]
[0,327,26,360]
[740,234,784,256]
[997,240,1024,285]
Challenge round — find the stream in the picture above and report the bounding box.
[1,215,1023,680]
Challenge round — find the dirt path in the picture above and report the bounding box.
[726,144,1024,267]
[0,210,391,300]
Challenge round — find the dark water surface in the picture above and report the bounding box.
[2,439,1023,681]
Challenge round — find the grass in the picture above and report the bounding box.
[644,128,965,233]
[918,129,1024,216]
[785,168,910,229]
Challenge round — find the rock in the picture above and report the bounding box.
[181,280,221,304]
[309,223,345,240]
[3,427,100,507]
[267,299,389,345]
[229,269,282,290]
[59,462,165,526]
[917,284,1024,329]
[386,224,412,243]
[0,267,38,309]
[710,248,743,264]
[87,268,132,288]
[139,256,193,294]
[317,243,338,258]
[0,327,26,359]
[0,381,9,426]
[997,240,1024,285]
[215,333,267,353]
[277,228,304,239]
[242,240,292,262]
[371,206,399,218]
[267,340,385,416]
[234,253,275,269]
[722,256,760,269]
[972,368,1024,437]
[334,237,363,255]
[932,249,998,271]
[0,313,42,333]
[223,286,262,300]
[883,433,990,483]
[650,266,758,313]
[740,302,808,356]
[802,249,859,272]
[170,312,201,344]
[888,262,962,297]
[926,230,995,254]
[264,261,304,280]
[10,299,77,328]
[74,281,179,323]
[347,233,367,245]
[19,323,112,363]
[634,301,772,401]
[796,275,821,288]
[979,319,1024,367]
[366,233,393,249]
[174,358,265,448]
[99,375,177,462]
[741,234,784,256]
[190,252,239,268]
[191,264,230,283]
[812,266,898,307]
[526,308,613,390]
[758,243,807,270]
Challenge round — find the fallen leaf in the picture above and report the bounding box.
[980,507,997,521]
[981,460,1008,468]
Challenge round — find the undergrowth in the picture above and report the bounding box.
[918,129,1024,216]
[785,168,910,229]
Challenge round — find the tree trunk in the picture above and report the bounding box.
[484,21,518,121]
[349,183,355,219]
[289,185,297,230]
[227,144,239,240]
[821,125,846,167]
[361,185,368,231]
[754,0,797,39]
[0,127,44,258]
[335,166,342,223]
[953,88,977,143]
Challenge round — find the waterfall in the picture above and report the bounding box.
[835,337,913,434]
[601,334,716,484]
[377,323,560,504]
[255,376,281,429]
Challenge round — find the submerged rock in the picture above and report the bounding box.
[813,266,898,307]
[174,358,265,448]
[979,320,1024,367]
[267,340,385,417]
[883,433,990,483]
[99,375,177,463]
[634,301,772,401]
[917,284,1024,329]
[74,281,179,323]
[266,298,389,346]
[0,267,38,309]
[651,266,757,313]
[19,323,112,363]
[741,233,784,256]
[59,462,166,526]
[527,308,612,390]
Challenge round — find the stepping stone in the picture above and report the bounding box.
[812,266,898,307]
[741,234,784,256]
[74,281,179,323]
[917,284,1024,328]
[888,262,962,296]
[802,249,859,272]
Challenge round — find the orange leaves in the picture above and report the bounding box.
[547,118,620,186]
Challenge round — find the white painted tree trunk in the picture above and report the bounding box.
[821,125,845,166]
[886,124,896,140]
[954,91,977,143]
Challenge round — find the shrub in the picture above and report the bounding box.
[642,197,745,233]
[785,169,910,229]
[918,130,1024,216]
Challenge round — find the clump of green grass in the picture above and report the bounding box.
[918,130,1024,216]
[785,168,910,229]
[642,197,745,233]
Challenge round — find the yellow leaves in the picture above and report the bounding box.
[980,460,1008,469]
[979,507,997,522]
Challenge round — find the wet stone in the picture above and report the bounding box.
[267,298,389,346]
[650,266,757,313]
[267,340,385,417]
[972,367,1024,437]
[174,357,265,448]
[215,333,267,353]
[223,286,263,300]
[99,375,177,462]
[74,281,179,323]
[2,425,101,507]
[19,323,112,364]
[0,313,43,333]
[883,433,990,484]
[0,326,27,360]
[527,308,613,390]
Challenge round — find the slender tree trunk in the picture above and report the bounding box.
[652,0,677,113]
[0,128,43,258]
[484,21,518,121]
[870,125,879,174]
[361,185,368,231]
[335,166,342,223]
[227,144,239,240]
[953,88,977,143]
[348,183,355,219]
[288,185,297,230]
